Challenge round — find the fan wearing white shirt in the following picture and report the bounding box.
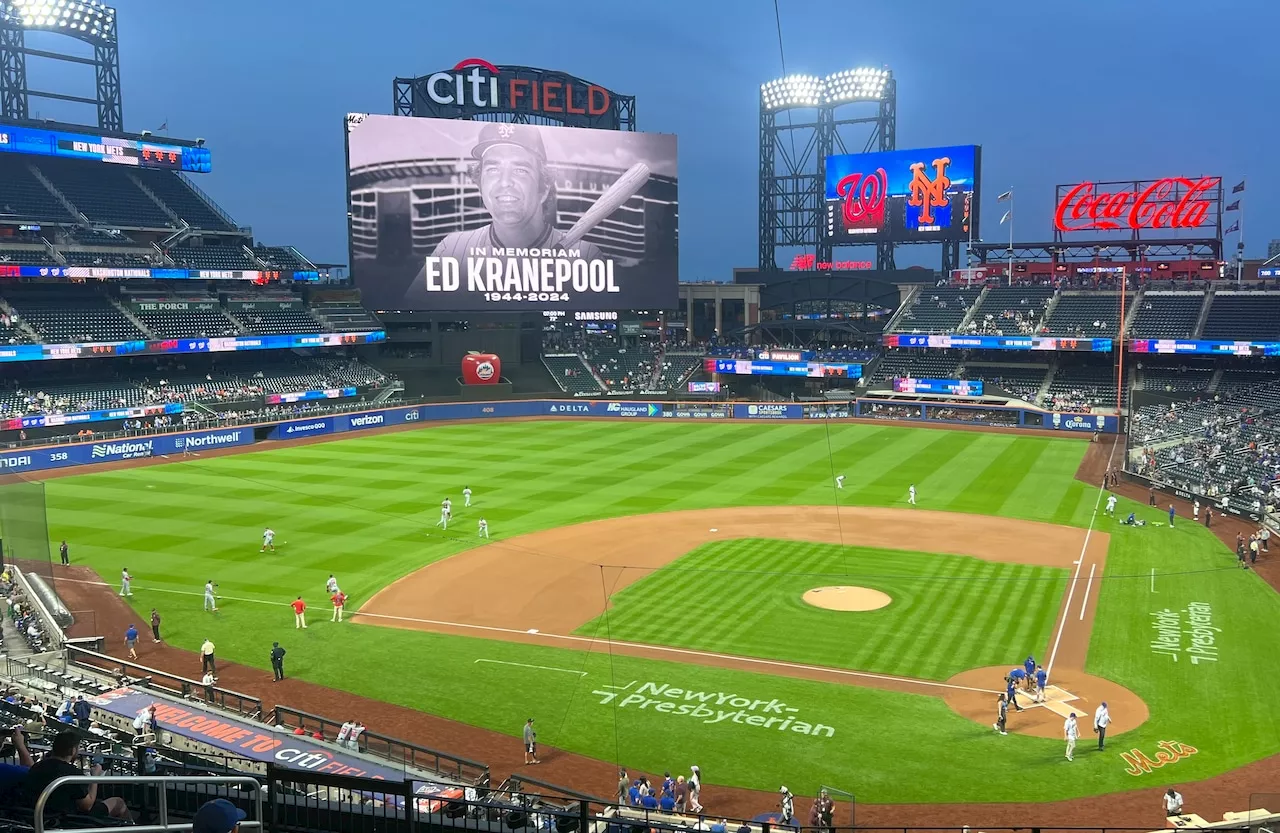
[1093,701,1112,751]
[1063,712,1078,761]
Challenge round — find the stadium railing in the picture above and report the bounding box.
[33,774,263,833]
[269,704,489,787]
[66,644,263,719]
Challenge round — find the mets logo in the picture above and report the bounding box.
[497,124,516,139]
[907,157,952,224]
[475,361,496,381]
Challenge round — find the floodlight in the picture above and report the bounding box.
[763,67,891,109]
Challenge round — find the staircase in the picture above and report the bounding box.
[1192,287,1216,338]
[1035,290,1063,332]
[956,285,990,332]
[0,297,43,343]
[127,172,184,227]
[2,614,35,660]
[1036,358,1059,406]
[221,307,250,334]
[109,297,155,338]
[881,285,921,333]
[27,163,89,225]
[1207,368,1224,394]
[1122,287,1144,338]
[580,353,609,391]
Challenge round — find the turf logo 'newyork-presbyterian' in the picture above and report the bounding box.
[591,681,835,737]
[1120,741,1198,776]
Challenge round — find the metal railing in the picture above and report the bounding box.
[66,645,263,719]
[269,704,489,787]
[34,774,263,833]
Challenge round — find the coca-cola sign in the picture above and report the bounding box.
[1054,176,1220,233]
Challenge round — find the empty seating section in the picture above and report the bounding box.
[657,351,704,391]
[589,348,655,391]
[311,302,382,332]
[169,244,256,270]
[543,354,601,394]
[5,288,145,343]
[870,350,961,383]
[132,168,238,231]
[1041,294,1130,337]
[1217,368,1276,396]
[1045,364,1119,412]
[1130,293,1204,338]
[62,249,155,267]
[0,246,53,265]
[0,156,75,221]
[1139,364,1213,393]
[233,304,325,334]
[131,303,239,339]
[964,365,1047,402]
[35,157,175,228]
[1201,293,1280,340]
[966,286,1054,336]
[891,288,979,333]
[253,246,312,269]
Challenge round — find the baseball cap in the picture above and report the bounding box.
[779,786,788,793]
[192,798,246,833]
[471,123,546,162]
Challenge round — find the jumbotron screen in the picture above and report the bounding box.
[824,145,980,243]
[893,378,984,396]
[346,114,679,312]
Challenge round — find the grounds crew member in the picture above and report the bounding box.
[271,642,286,681]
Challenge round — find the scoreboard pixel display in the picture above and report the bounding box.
[706,359,863,379]
[893,378,984,396]
[824,144,980,243]
[0,123,212,173]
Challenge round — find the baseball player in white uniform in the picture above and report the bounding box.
[478,518,489,538]
[326,574,340,595]
[119,568,134,597]
[1105,494,1117,516]
[1064,712,1078,761]
[908,484,917,505]
[436,500,450,530]
[203,580,217,612]
[835,475,845,489]
[463,487,473,507]
[261,528,276,553]
[1193,500,1200,522]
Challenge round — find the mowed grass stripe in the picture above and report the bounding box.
[583,538,1067,680]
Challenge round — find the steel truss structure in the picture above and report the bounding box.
[969,238,1221,264]
[0,0,121,131]
[758,71,897,273]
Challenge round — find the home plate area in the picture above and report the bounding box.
[1013,684,1080,719]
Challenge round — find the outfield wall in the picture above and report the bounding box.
[0,400,1115,475]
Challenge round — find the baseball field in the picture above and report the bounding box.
[41,419,1280,804]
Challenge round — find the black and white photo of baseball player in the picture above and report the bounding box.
[346,114,678,312]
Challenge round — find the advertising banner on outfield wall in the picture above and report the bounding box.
[0,400,1118,475]
[0,428,253,474]
[734,403,803,420]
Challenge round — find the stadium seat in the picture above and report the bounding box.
[309,302,382,332]
[1129,292,1205,339]
[1040,293,1131,338]
[1201,292,1280,341]
[131,168,238,232]
[0,156,77,223]
[168,244,257,270]
[890,288,981,334]
[3,287,146,343]
[542,355,602,395]
[965,286,1054,336]
[33,157,176,229]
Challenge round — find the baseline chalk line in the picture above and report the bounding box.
[474,659,586,676]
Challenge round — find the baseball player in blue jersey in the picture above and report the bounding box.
[1035,665,1048,703]
[1006,669,1027,711]
[1023,655,1037,693]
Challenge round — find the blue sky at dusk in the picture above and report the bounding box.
[19,0,1275,276]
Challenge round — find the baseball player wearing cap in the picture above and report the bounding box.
[478,518,489,538]
[835,475,845,489]
[261,527,275,552]
[404,123,604,305]
[463,486,473,507]
[1064,712,1079,760]
[778,787,794,825]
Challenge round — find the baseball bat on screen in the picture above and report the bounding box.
[559,162,650,249]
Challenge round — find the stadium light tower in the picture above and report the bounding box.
[759,66,896,272]
[0,0,122,131]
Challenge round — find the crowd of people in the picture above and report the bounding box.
[2,572,50,654]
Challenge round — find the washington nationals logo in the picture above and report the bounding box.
[837,168,888,229]
[907,157,952,225]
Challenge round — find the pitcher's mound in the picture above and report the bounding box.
[803,586,891,611]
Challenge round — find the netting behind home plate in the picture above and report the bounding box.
[0,475,52,579]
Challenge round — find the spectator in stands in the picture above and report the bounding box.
[0,727,35,789]
[22,730,129,820]
[192,797,247,833]
[71,695,91,729]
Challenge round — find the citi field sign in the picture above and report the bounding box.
[1054,176,1221,233]
[417,58,612,116]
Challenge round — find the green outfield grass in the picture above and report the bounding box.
[38,420,1280,802]
[579,539,1069,681]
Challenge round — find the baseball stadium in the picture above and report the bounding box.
[0,4,1277,833]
